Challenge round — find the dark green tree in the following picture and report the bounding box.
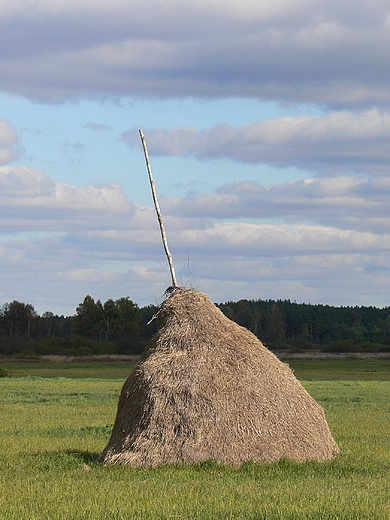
[0,301,37,338]
[72,295,142,352]
[73,295,105,340]
[112,297,142,353]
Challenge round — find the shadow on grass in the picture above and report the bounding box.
[64,449,101,464]
[20,449,102,470]
[22,448,385,480]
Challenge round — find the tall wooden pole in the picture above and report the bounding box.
[139,129,178,288]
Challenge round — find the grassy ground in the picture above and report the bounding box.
[0,360,389,519]
[288,358,390,380]
[0,360,138,379]
[2,357,389,380]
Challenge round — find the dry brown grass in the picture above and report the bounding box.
[99,289,339,467]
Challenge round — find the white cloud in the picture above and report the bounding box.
[83,122,113,131]
[61,141,86,164]
[0,165,55,196]
[124,110,390,173]
[0,120,19,164]
[2,190,390,313]
[161,175,390,233]
[1,1,390,106]
[188,252,390,307]
[174,222,389,256]
[57,268,120,283]
[0,166,134,231]
[3,1,390,312]
[132,265,170,283]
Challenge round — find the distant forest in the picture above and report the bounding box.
[1,294,390,357]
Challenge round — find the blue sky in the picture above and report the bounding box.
[1,1,390,315]
[3,94,317,200]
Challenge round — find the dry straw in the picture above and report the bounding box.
[99,289,339,467]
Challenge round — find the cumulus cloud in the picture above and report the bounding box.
[0,119,19,164]
[42,208,390,280]
[1,1,390,106]
[61,140,86,164]
[161,175,390,233]
[3,1,390,311]
[123,109,390,174]
[131,265,171,284]
[0,166,134,231]
[83,122,113,131]
[1,189,390,313]
[57,268,120,283]
[175,222,390,256]
[189,252,390,307]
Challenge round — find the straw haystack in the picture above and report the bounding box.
[98,289,339,467]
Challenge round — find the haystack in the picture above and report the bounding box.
[98,289,339,466]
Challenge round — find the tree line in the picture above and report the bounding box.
[0,296,158,358]
[1,295,390,357]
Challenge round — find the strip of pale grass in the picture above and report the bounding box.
[2,358,389,380]
[0,361,138,379]
[288,359,390,381]
[0,375,388,519]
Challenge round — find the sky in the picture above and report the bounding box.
[1,0,390,316]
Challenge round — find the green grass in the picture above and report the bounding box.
[288,359,390,380]
[0,361,389,519]
[0,361,138,379]
[1,358,389,380]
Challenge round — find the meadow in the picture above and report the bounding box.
[0,359,389,519]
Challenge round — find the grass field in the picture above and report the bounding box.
[0,359,389,519]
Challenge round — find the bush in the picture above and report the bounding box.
[0,366,8,377]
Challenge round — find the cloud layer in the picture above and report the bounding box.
[1,1,390,107]
[160,175,390,233]
[2,111,390,313]
[2,198,390,314]
[0,120,19,164]
[0,166,133,232]
[1,161,390,313]
[123,109,390,174]
[2,2,390,314]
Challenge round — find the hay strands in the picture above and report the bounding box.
[98,289,340,467]
[139,129,178,289]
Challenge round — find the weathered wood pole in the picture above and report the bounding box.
[139,129,178,288]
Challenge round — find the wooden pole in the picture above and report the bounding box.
[139,129,178,288]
